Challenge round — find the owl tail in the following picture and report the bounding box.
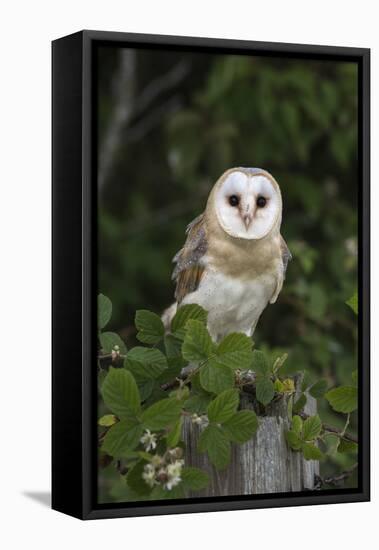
[161,302,178,331]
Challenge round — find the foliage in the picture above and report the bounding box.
[98,294,358,501]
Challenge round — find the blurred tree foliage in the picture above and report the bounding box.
[97,46,358,493]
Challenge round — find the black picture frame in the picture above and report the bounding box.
[52,30,370,520]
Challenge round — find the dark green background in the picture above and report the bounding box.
[97,46,358,499]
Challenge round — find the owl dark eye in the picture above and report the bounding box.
[229,195,239,207]
[256,196,267,208]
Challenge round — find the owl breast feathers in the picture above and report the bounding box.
[163,167,291,341]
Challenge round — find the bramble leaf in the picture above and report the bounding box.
[135,310,165,344]
[138,380,155,402]
[182,320,214,362]
[223,410,258,443]
[302,414,322,441]
[171,304,207,339]
[337,439,358,454]
[302,442,324,461]
[99,331,127,354]
[126,460,152,495]
[274,379,285,392]
[125,347,168,382]
[102,419,143,457]
[325,385,358,413]
[181,467,210,491]
[293,393,307,413]
[273,353,288,372]
[198,424,231,470]
[141,397,182,430]
[207,389,239,424]
[98,294,112,329]
[286,430,303,450]
[200,360,235,394]
[98,414,117,427]
[282,378,296,392]
[346,291,358,315]
[251,350,270,377]
[256,377,274,405]
[216,333,253,370]
[292,415,303,436]
[101,367,141,418]
[184,393,212,414]
[309,379,328,399]
[164,334,184,358]
[166,417,183,447]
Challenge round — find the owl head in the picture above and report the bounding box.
[208,167,282,240]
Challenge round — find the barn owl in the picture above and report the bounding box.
[163,167,291,341]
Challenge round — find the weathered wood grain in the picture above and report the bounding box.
[182,383,319,497]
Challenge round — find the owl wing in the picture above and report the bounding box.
[172,213,208,304]
[270,235,292,304]
[280,235,292,275]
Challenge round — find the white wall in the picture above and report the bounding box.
[0,1,376,548]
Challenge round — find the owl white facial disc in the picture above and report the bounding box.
[214,171,282,240]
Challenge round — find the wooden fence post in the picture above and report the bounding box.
[182,381,319,497]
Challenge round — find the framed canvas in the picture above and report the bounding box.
[52,30,370,520]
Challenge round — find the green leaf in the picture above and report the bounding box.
[325,386,358,413]
[281,378,295,392]
[101,367,141,418]
[98,294,112,329]
[166,417,183,447]
[309,379,328,399]
[346,291,358,315]
[223,410,258,443]
[98,414,117,427]
[171,304,208,339]
[287,394,293,420]
[301,371,313,391]
[181,467,209,491]
[207,389,239,424]
[157,361,184,384]
[286,430,303,450]
[198,424,231,470]
[99,332,127,354]
[141,397,182,431]
[126,460,152,495]
[143,385,167,407]
[184,393,212,414]
[337,439,358,454]
[251,350,270,377]
[302,415,322,441]
[164,334,184,358]
[256,377,274,405]
[125,347,168,381]
[292,415,303,436]
[302,442,324,461]
[293,393,307,413]
[272,353,288,372]
[182,320,214,362]
[200,360,235,394]
[138,380,155,401]
[274,379,285,392]
[135,310,165,344]
[102,420,143,457]
[216,333,253,370]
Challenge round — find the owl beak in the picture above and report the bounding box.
[242,213,253,230]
